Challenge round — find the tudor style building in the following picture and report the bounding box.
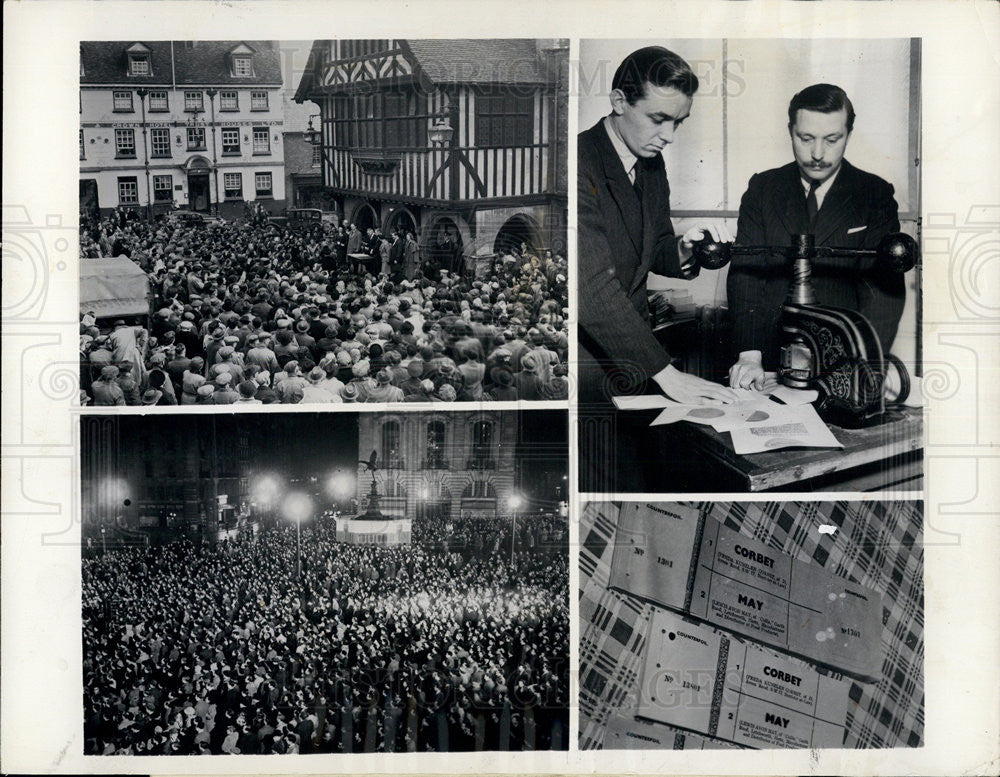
[356,411,518,523]
[295,39,568,261]
[80,41,286,219]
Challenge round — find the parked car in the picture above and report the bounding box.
[159,209,225,227]
[268,208,323,230]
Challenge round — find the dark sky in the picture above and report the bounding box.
[92,410,567,505]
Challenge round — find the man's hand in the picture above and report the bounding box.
[653,364,738,405]
[728,350,766,390]
[678,222,735,263]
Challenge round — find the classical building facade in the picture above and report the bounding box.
[356,411,517,522]
[295,39,568,261]
[80,40,286,219]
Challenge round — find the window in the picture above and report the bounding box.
[470,421,495,469]
[184,90,204,112]
[115,128,136,158]
[221,128,240,155]
[381,421,402,468]
[331,89,426,149]
[252,127,270,154]
[425,421,446,469]
[118,177,139,204]
[79,130,85,160]
[150,127,170,157]
[128,54,150,76]
[186,127,206,150]
[224,172,242,199]
[254,172,272,197]
[311,143,321,166]
[148,90,168,111]
[232,55,252,77]
[153,175,173,202]
[220,91,239,111]
[475,88,534,147]
[250,90,268,111]
[113,90,134,112]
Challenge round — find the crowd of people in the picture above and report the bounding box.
[79,209,569,406]
[82,513,569,755]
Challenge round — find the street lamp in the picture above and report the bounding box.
[508,493,523,566]
[282,492,313,580]
[305,114,322,146]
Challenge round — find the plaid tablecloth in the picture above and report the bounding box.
[579,500,924,750]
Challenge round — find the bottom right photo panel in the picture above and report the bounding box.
[578,500,923,751]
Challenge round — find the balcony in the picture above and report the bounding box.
[466,457,496,471]
[421,457,450,471]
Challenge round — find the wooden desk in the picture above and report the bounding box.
[671,407,924,492]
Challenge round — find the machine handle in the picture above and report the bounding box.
[691,231,918,273]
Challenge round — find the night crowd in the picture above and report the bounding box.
[79,209,569,406]
[82,512,569,754]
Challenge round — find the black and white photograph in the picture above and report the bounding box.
[577,39,923,493]
[80,409,569,754]
[578,500,924,751]
[79,39,569,407]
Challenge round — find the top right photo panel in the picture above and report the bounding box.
[577,38,922,494]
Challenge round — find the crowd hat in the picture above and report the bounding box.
[100,365,119,380]
[141,388,162,405]
[376,368,392,385]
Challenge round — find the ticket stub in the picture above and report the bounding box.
[607,502,704,608]
[688,518,884,679]
[636,609,849,749]
[608,502,883,680]
[601,710,742,750]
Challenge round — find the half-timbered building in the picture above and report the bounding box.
[294,39,568,263]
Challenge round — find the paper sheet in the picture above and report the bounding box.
[728,402,842,454]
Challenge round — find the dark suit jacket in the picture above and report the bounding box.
[578,118,692,402]
[727,160,904,368]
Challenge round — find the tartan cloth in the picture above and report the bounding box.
[578,500,924,750]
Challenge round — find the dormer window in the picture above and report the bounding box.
[228,42,257,77]
[129,54,150,76]
[232,55,253,77]
[125,43,153,77]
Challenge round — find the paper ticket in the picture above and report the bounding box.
[608,502,883,680]
[636,609,850,749]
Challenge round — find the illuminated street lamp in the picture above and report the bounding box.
[282,492,313,580]
[326,470,355,508]
[508,493,523,566]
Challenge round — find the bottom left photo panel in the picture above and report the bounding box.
[79,409,569,755]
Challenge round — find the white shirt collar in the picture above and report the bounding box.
[800,165,842,209]
[603,116,639,182]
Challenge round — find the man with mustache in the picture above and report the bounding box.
[727,83,905,389]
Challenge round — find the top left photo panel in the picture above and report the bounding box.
[78,39,569,407]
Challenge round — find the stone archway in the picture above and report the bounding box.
[493,212,542,256]
[384,206,418,239]
[350,202,378,233]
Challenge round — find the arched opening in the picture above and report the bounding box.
[493,213,541,257]
[425,216,465,276]
[385,207,418,239]
[380,420,403,469]
[350,202,378,233]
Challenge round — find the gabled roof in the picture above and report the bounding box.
[80,41,282,86]
[404,39,552,85]
[294,38,559,101]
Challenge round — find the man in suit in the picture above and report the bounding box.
[578,46,737,407]
[727,83,905,389]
